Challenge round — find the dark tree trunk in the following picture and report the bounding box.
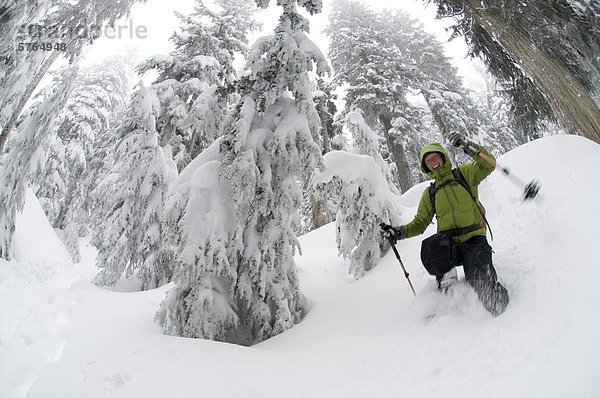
[462,0,600,143]
[379,114,412,192]
[309,194,329,229]
[318,106,330,154]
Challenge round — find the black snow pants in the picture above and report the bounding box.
[423,234,509,317]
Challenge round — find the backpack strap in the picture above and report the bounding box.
[428,182,436,214]
[429,178,454,216]
[429,168,494,240]
[453,168,493,240]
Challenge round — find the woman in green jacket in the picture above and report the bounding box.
[381,133,509,317]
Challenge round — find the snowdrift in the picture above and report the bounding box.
[0,189,80,397]
[12,188,71,265]
[1,135,599,398]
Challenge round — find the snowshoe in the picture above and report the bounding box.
[412,277,489,322]
[437,267,458,293]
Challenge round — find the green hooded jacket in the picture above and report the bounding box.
[399,142,495,243]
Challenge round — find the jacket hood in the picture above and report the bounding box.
[419,142,452,178]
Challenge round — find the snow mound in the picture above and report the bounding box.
[12,188,71,265]
[0,190,87,398]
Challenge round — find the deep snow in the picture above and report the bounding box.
[1,135,599,398]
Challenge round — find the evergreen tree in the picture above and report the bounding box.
[327,1,519,187]
[156,0,329,345]
[429,0,600,143]
[92,83,175,288]
[301,78,342,232]
[314,77,343,154]
[0,0,144,153]
[137,0,260,170]
[311,151,401,278]
[465,66,526,152]
[34,54,134,262]
[1,0,54,144]
[399,21,520,155]
[326,0,425,192]
[346,110,399,195]
[0,66,79,260]
[35,134,68,227]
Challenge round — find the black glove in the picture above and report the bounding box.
[379,223,402,243]
[448,131,467,148]
[448,132,480,157]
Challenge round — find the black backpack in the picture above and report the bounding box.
[428,168,493,240]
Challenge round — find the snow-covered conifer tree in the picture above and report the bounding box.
[390,15,518,156]
[469,67,529,150]
[35,135,67,227]
[328,1,523,188]
[137,0,260,170]
[326,0,425,192]
[300,78,342,233]
[300,74,351,234]
[0,65,79,260]
[430,0,600,143]
[0,0,143,152]
[1,0,54,146]
[33,54,134,262]
[314,78,344,154]
[156,0,329,345]
[312,151,401,278]
[92,83,175,288]
[346,110,400,195]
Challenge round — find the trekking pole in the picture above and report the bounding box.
[461,141,541,201]
[476,151,541,200]
[385,236,416,296]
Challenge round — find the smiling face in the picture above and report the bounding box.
[424,152,444,172]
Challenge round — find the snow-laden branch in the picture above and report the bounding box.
[312,151,402,278]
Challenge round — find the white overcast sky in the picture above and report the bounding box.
[82,0,487,91]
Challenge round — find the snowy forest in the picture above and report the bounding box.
[1,0,599,347]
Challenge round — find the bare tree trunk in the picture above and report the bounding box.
[309,194,329,229]
[319,106,330,154]
[379,114,412,192]
[462,0,600,143]
[308,107,331,230]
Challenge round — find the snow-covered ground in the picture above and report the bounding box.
[1,135,599,397]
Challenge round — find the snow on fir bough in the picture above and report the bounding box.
[312,150,402,278]
[155,0,329,345]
